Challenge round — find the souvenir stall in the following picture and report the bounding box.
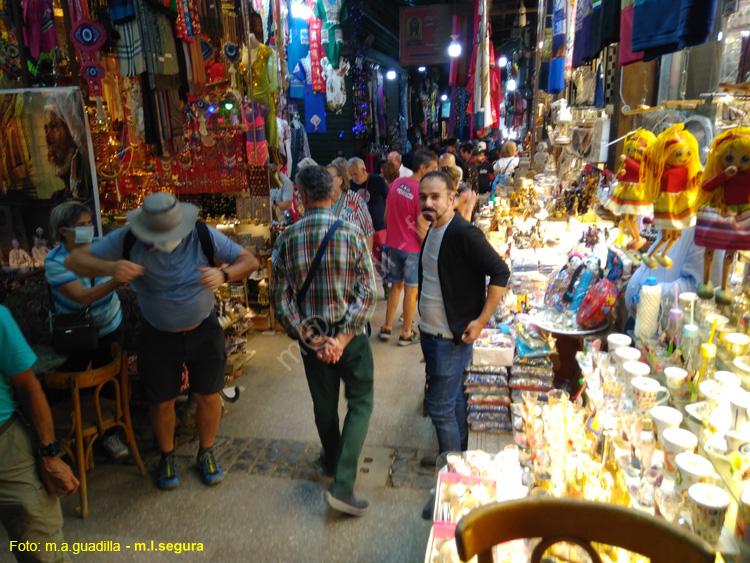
[423,3,750,559]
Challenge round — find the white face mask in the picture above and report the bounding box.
[153,239,183,253]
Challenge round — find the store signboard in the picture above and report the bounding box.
[0,87,100,271]
[399,5,454,66]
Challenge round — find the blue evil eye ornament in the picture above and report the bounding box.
[223,42,240,64]
[70,19,106,53]
[82,63,104,80]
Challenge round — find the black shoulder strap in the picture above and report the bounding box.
[296,219,343,315]
[123,229,136,261]
[195,221,215,267]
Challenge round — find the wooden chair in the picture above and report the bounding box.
[46,344,145,518]
[455,498,716,563]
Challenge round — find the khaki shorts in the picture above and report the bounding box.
[0,418,68,563]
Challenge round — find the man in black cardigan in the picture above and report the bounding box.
[418,170,510,454]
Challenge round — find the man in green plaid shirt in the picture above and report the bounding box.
[272,165,378,516]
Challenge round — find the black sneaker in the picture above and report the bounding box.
[325,490,369,516]
[157,453,180,490]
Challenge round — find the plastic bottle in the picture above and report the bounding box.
[665,308,684,355]
[635,277,662,342]
[696,343,718,386]
[681,324,701,376]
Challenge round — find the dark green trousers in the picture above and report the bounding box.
[301,334,374,498]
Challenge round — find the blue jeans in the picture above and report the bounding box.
[421,334,473,454]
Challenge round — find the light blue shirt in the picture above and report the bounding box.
[0,305,37,423]
[45,244,123,337]
[91,225,243,332]
[625,227,724,317]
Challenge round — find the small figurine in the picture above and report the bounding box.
[8,238,33,269]
[695,127,750,304]
[607,129,657,250]
[32,227,49,268]
[640,124,702,269]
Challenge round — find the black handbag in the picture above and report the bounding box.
[48,283,100,353]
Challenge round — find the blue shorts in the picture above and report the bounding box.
[385,248,419,287]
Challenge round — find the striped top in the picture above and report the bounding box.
[45,244,123,337]
[272,207,377,336]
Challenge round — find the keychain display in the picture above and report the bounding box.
[695,127,750,304]
[640,124,702,269]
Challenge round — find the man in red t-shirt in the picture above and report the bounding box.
[380,149,438,345]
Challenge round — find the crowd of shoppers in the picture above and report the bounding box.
[0,135,511,558]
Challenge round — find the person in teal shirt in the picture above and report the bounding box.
[0,305,79,562]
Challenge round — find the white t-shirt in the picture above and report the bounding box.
[398,164,413,178]
[419,217,453,338]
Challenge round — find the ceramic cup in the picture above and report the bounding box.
[688,482,730,545]
[730,389,750,432]
[715,371,742,392]
[607,333,632,353]
[663,428,699,473]
[725,429,750,453]
[664,366,690,402]
[614,346,642,372]
[736,486,750,542]
[675,452,714,493]
[725,333,750,358]
[631,375,669,411]
[650,405,683,445]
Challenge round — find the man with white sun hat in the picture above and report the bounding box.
[66,192,258,490]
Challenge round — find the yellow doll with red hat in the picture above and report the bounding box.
[607,128,657,250]
[695,127,750,304]
[640,124,702,269]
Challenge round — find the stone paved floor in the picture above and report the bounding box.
[1,301,441,562]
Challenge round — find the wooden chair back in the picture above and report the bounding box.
[45,344,123,390]
[455,498,716,563]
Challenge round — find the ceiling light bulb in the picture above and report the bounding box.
[418,66,427,72]
[386,70,397,80]
[448,36,462,58]
[507,79,517,92]
[440,94,448,102]
[498,56,508,67]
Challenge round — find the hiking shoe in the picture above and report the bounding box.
[197,449,225,486]
[101,433,129,461]
[325,490,369,516]
[378,327,392,342]
[398,331,419,346]
[157,453,180,490]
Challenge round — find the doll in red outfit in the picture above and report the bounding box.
[607,129,656,251]
[640,124,702,269]
[696,127,750,304]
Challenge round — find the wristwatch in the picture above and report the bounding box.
[38,440,61,458]
[222,269,230,283]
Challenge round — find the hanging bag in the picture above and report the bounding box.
[47,282,99,353]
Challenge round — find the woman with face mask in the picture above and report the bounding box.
[45,202,129,460]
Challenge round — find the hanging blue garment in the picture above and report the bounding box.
[632,0,718,59]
